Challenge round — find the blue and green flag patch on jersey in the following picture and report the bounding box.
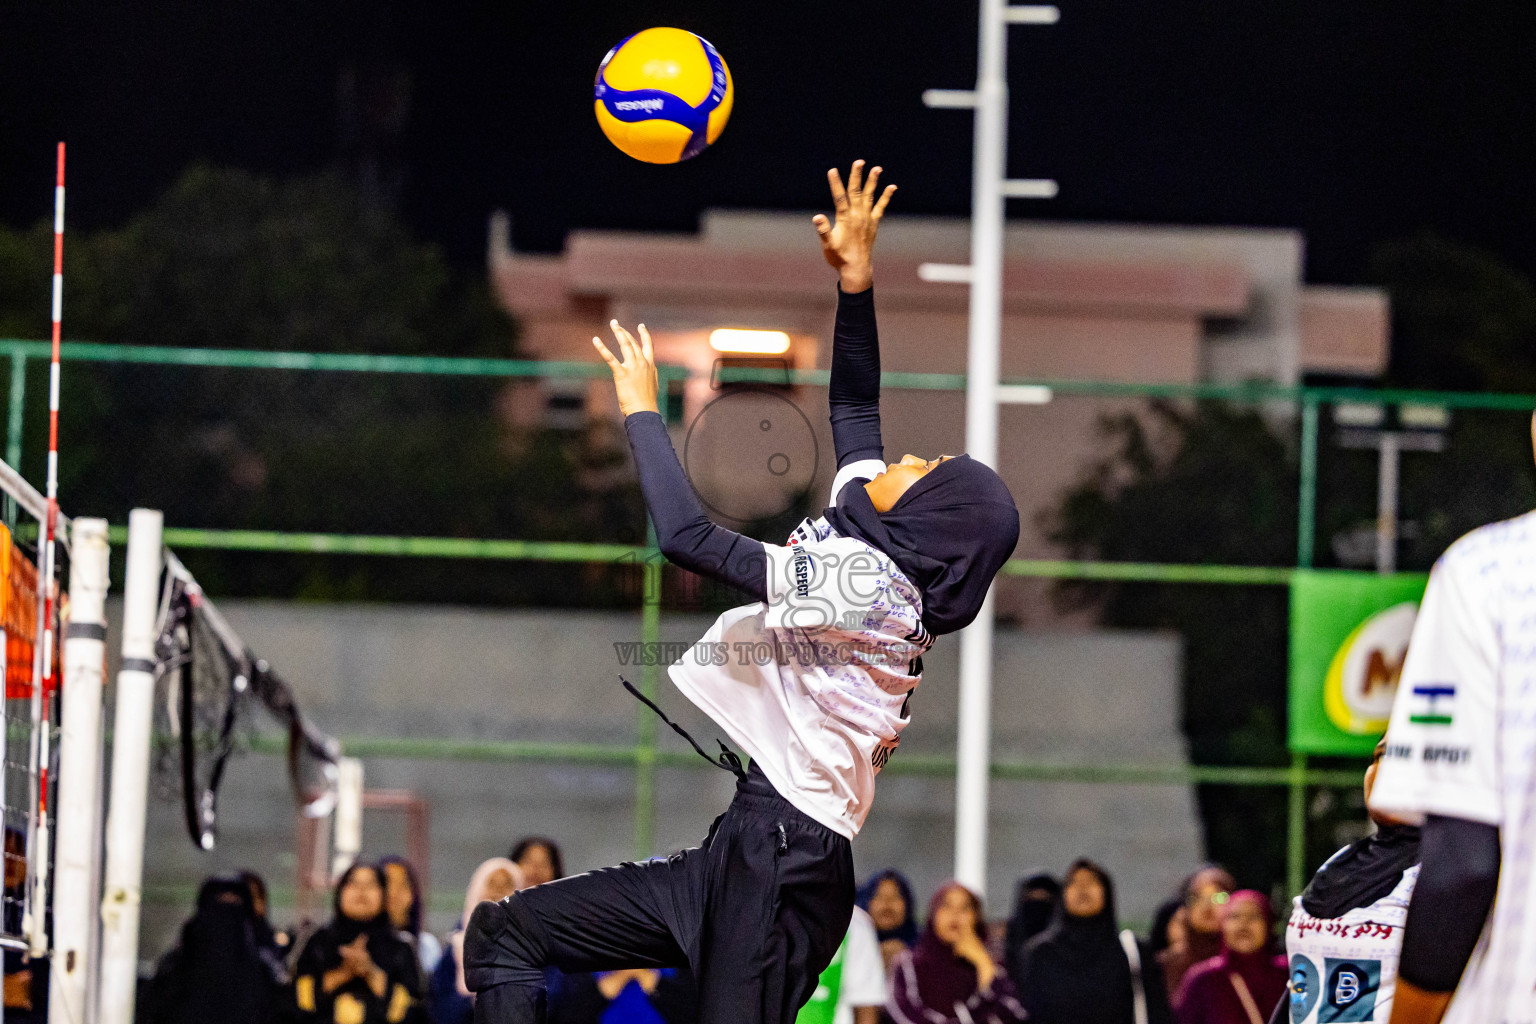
[1408,684,1455,726]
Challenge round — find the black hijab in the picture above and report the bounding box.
[1004,871,1061,969]
[824,455,1020,636]
[142,875,280,1024]
[1015,860,1133,1024]
[1301,823,1421,919]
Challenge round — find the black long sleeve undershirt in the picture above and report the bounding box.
[828,285,884,469]
[624,410,767,602]
[620,285,885,601]
[1397,814,1501,993]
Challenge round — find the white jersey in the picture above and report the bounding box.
[1282,855,1418,1023]
[668,459,931,837]
[1368,510,1536,1024]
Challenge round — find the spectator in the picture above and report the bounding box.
[294,861,426,1024]
[547,968,698,1024]
[856,869,918,972]
[1003,870,1060,971]
[889,882,1026,1024]
[508,836,564,887]
[1173,891,1286,1024]
[1160,865,1237,997]
[140,874,284,1024]
[1015,859,1170,1024]
[3,828,45,1023]
[430,857,525,1024]
[1274,737,1420,1024]
[381,855,443,976]
[793,906,886,1024]
[1149,899,1184,962]
[237,868,291,984]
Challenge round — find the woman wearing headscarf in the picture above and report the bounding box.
[430,858,526,1024]
[1002,870,1060,973]
[1173,891,1287,1024]
[1160,865,1237,998]
[294,862,427,1024]
[140,874,284,1024]
[1269,738,1420,1024]
[1014,860,1170,1024]
[508,837,565,889]
[381,855,443,978]
[855,870,919,973]
[889,882,1026,1024]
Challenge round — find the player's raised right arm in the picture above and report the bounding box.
[814,160,895,471]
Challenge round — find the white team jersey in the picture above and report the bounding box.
[1369,509,1536,1024]
[668,459,931,837]
[1282,857,1418,1023]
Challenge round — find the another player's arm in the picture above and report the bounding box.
[815,160,895,471]
[594,321,769,602]
[1388,814,1500,1024]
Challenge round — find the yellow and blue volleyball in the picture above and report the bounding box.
[594,28,734,164]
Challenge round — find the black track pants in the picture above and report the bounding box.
[464,764,855,1024]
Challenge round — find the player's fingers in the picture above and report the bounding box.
[812,214,833,241]
[847,159,865,196]
[864,166,882,205]
[638,323,654,363]
[592,336,621,370]
[872,184,897,220]
[609,320,636,363]
[827,168,848,210]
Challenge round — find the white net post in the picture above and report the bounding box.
[98,509,163,1024]
[330,756,364,880]
[48,517,110,1024]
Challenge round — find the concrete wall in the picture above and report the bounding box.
[128,602,1200,966]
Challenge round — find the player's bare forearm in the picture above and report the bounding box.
[813,160,895,294]
[1388,979,1453,1024]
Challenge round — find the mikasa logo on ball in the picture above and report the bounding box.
[614,99,666,113]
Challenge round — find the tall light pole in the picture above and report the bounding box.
[920,0,1058,894]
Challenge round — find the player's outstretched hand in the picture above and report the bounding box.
[593,320,660,417]
[812,159,896,293]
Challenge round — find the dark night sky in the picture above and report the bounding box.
[6,1,1536,285]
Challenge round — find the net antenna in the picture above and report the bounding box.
[155,551,341,850]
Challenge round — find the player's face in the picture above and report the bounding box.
[384,862,415,928]
[338,866,384,922]
[1062,867,1106,919]
[1363,737,1409,827]
[516,843,557,887]
[1221,899,1269,955]
[864,454,956,513]
[931,887,978,946]
[867,877,908,932]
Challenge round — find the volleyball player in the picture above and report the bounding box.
[463,160,1020,1024]
[1367,414,1536,1024]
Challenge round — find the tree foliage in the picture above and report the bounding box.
[0,166,644,604]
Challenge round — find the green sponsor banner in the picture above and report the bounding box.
[1288,570,1429,755]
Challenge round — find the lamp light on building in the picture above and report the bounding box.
[709,329,791,355]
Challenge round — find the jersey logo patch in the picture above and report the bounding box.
[1320,958,1379,1022]
[1288,955,1320,1023]
[1408,684,1455,725]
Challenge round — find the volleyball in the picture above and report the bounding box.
[593,28,734,164]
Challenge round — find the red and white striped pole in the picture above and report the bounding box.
[25,142,64,956]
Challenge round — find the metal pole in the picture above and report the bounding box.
[953,0,1009,896]
[1376,432,1399,574]
[5,353,24,529]
[98,509,164,1024]
[1296,398,1318,568]
[48,517,110,1024]
[1287,752,1308,900]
